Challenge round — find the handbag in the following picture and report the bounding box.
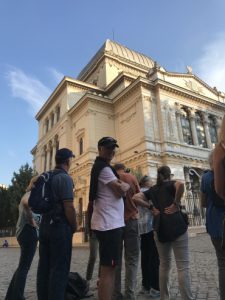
[153,210,188,243]
[179,205,189,225]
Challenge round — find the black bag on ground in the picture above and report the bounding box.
[65,272,90,300]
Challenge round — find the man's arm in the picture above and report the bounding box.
[107,179,130,198]
[63,201,77,233]
[164,181,184,215]
[132,192,150,208]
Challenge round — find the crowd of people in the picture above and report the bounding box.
[4,130,225,300]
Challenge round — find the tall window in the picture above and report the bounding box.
[46,119,49,133]
[51,113,54,127]
[208,116,218,144]
[79,138,83,155]
[195,113,207,148]
[180,110,193,145]
[55,136,59,151]
[56,106,60,122]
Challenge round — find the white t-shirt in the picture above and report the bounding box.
[91,167,125,231]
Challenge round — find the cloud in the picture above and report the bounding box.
[194,33,225,92]
[6,67,51,115]
[47,67,64,84]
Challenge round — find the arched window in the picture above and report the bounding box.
[195,112,207,148]
[208,116,218,144]
[79,138,83,155]
[180,110,193,145]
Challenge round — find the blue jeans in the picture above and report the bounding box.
[5,224,38,300]
[37,220,73,300]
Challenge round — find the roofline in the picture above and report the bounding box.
[35,76,104,120]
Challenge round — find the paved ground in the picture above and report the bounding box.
[0,233,220,300]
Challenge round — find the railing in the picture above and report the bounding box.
[0,227,16,238]
[184,192,206,227]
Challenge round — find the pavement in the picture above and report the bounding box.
[0,233,220,300]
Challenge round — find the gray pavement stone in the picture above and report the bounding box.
[0,233,220,300]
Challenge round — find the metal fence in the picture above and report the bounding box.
[0,213,89,241]
[184,192,206,227]
[0,198,205,240]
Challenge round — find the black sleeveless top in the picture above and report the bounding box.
[144,181,187,242]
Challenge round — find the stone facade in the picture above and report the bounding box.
[32,39,225,226]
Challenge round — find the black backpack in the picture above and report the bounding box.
[28,170,62,214]
[211,178,225,207]
[65,272,91,300]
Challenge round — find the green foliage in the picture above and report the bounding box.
[0,163,34,227]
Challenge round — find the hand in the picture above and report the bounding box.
[151,207,160,216]
[164,203,179,215]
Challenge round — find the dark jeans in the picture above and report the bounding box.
[211,237,225,300]
[37,220,72,300]
[141,231,159,291]
[5,224,38,300]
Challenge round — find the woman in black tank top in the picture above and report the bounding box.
[151,166,194,300]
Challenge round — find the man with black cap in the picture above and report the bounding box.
[37,148,77,300]
[89,137,130,300]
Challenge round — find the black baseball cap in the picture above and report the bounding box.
[55,148,75,162]
[98,137,119,148]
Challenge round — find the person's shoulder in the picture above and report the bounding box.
[53,171,73,184]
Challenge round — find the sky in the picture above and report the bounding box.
[1,0,225,185]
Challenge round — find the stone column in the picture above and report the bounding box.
[188,109,198,146]
[202,113,212,148]
[175,104,184,142]
[215,116,222,140]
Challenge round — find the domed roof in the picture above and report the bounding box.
[78,39,155,80]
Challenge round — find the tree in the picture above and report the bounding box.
[0,163,34,227]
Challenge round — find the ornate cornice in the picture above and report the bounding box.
[156,79,225,110]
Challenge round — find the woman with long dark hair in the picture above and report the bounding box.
[133,166,193,300]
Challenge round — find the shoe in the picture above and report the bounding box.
[139,286,150,295]
[149,288,160,298]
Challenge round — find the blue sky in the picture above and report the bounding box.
[1,0,225,185]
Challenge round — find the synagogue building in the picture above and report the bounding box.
[32,40,225,235]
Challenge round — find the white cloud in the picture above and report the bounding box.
[194,33,225,92]
[6,67,51,115]
[47,67,64,84]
